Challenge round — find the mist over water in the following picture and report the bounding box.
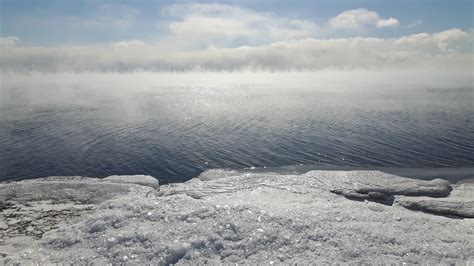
[1,71,473,183]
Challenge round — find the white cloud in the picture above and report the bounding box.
[376,18,400,28]
[329,9,399,29]
[0,29,471,72]
[0,36,20,48]
[395,33,431,45]
[329,8,379,29]
[408,19,423,27]
[395,28,469,51]
[434,28,469,50]
[161,3,318,48]
[0,5,470,72]
[113,40,145,48]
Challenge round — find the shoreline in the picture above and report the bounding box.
[2,165,474,185]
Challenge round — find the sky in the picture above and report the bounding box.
[0,0,473,72]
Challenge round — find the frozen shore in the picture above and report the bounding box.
[1,170,473,264]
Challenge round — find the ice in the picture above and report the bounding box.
[0,175,158,258]
[0,175,159,204]
[1,171,473,264]
[309,170,453,204]
[197,169,242,181]
[395,183,474,218]
[103,175,160,191]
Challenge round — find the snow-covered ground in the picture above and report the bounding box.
[1,170,473,264]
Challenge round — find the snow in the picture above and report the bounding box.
[1,171,473,264]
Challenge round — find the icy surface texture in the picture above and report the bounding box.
[317,170,453,204]
[0,175,159,204]
[103,175,160,190]
[396,183,474,218]
[0,175,158,257]
[1,171,473,264]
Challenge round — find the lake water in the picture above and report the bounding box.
[1,71,473,183]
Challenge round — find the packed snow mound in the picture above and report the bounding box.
[1,171,473,264]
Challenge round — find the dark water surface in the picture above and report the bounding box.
[1,72,473,183]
